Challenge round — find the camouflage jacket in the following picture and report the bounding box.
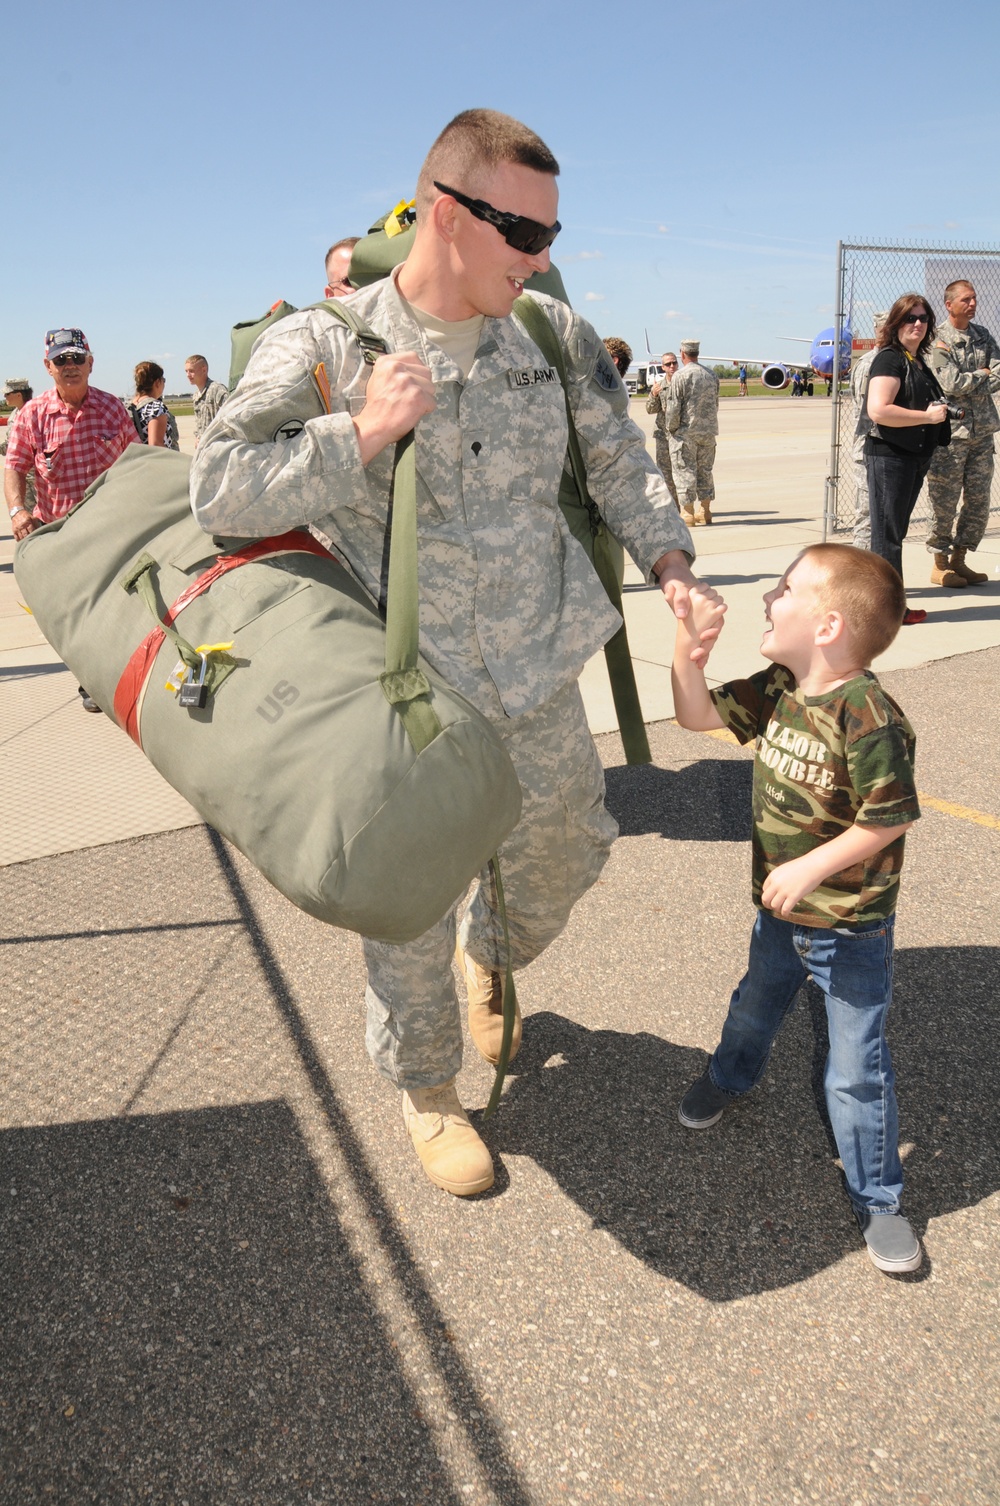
[0,408,36,510]
[192,379,229,441]
[711,665,919,927]
[190,274,693,720]
[663,361,719,436]
[849,347,879,462]
[644,382,669,434]
[925,319,1000,443]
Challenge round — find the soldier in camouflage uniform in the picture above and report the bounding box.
[1,379,36,516]
[848,314,888,549]
[191,109,720,1197]
[644,353,679,508]
[665,340,719,526]
[671,544,923,1275]
[925,281,1000,587]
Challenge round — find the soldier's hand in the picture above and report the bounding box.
[655,553,727,667]
[10,508,39,543]
[353,353,436,465]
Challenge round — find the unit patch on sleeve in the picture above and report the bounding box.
[592,349,620,392]
[508,366,558,389]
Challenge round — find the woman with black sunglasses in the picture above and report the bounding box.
[865,293,950,624]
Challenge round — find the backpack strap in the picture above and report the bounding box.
[513,294,651,766]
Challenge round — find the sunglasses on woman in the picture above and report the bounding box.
[433,181,561,256]
[901,313,929,325]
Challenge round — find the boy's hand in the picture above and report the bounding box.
[654,552,726,667]
[761,854,825,918]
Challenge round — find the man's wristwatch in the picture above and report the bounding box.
[8,506,26,518]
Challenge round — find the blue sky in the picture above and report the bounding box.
[6,0,1000,396]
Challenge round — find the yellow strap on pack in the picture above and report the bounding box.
[196,642,234,656]
[385,199,415,238]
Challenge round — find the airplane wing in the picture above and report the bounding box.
[701,355,814,372]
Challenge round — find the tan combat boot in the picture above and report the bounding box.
[401,1079,494,1196]
[695,501,713,525]
[930,551,966,588]
[681,504,697,527]
[457,948,522,1065]
[949,547,988,585]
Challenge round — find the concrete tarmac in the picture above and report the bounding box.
[1,401,998,1504]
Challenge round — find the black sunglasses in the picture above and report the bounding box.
[433,181,560,256]
[901,312,929,325]
[51,352,88,366]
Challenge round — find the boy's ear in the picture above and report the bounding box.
[815,610,845,647]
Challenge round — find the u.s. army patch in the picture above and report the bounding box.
[593,349,620,392]
[508,366,557,389]
[272,417,305,442]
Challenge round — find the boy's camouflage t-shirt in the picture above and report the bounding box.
[710,666,919,927]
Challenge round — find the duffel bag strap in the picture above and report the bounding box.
[513,295,651,766]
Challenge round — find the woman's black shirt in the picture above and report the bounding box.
[865,347,941,457]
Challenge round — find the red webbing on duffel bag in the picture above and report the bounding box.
[113,530,331,747]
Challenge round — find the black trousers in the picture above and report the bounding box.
[865,448,932,583]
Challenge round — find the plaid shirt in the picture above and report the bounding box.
[4,385,138,522]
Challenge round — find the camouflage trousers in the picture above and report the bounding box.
[926,436,995,553]
[653,431,679,507]
[362,679,618,1090]
[853,458,871,549]
[668,432,717,505]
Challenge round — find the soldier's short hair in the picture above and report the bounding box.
[799,543,906,663]
[603,336,632,377]
[325,236,360,279]
[680,340,700,356]
[944,279,975,303]
[186,354,208,368]
[416,109,559,214]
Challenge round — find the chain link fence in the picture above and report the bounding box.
[825,241,1000,537]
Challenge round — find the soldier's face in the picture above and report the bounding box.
[324,246,353,299]
[946,285,976,325]
[448,163,559,320]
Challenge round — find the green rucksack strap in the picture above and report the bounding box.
[513,295,651,766]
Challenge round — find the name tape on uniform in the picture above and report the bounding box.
[508,366,557,389]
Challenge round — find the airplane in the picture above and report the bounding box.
[701,325,854,391]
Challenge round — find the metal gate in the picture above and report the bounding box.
[824,240,1000,538]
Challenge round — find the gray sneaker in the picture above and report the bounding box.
[678,1069,734,1129]
[857,1211,922,1274]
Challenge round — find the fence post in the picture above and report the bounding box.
[825,240,845,543]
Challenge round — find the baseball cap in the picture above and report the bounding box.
[45,328,90,360]
[3,377,31,396]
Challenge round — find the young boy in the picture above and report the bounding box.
[671,544,922,1274]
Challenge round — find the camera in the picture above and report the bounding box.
[934,400,965,421]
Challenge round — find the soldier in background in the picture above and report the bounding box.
[645,352,679,508]
[1,378,35,515]
[324,236,361,299]
[849,311,888,549]
[925,280,1000,587]
[665,339,720,525]
[184,355,229,445]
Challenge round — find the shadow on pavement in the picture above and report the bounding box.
[605,757,752,841]
[0,662,71,681]
[494,943,999,1301]
[0,1102,461,1505]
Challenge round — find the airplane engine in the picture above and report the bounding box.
[761,362,791,391]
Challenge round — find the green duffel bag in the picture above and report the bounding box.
[14,442,523,945]
[229,298,298,390]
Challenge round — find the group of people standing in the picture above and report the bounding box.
[644,340,719,526]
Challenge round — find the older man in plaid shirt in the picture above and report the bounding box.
[5,327,138,710]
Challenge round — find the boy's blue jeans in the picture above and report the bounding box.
[709,907,903,1215]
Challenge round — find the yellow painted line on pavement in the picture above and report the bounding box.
[686,725,1000,830]
[917,793,1000,832]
